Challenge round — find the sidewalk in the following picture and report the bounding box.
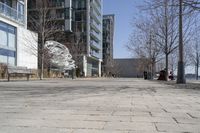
[155,79,200,90]
[0,78,200,133]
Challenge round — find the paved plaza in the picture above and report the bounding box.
[0,78,200,133]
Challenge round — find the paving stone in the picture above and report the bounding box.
[104,121,156,131]
[0,78,200,132]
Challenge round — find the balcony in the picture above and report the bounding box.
[92,8,101,21]
[90,32,100,42]
[92,0,101,11]
[91,19,101,33]
[91,1,101,16]
[0,2,24,24]
[91,29,100,40]
[90,50,100,59]
[90,11,101,25]
[49,2,65,8]
[90,40,101,50]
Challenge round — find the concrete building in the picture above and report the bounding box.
[0,0,38,69]
[113,58,148,78]
[28,0,103,77]
[102,14,114,76]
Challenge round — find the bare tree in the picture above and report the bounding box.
[28,0,62,79]
[187,17,200,80]
[63,32,87,77]
[176,0,200,83]
[103,58,116,77]
[143,0,180,81]
[127,16,162,79]
[110,60,121,77]
[183,0,200,10]
[134,0,195,81]
[191,41,200,80]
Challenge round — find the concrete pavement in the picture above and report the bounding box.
[0,78,200,133]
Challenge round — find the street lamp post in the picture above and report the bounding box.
[177,0,186,84]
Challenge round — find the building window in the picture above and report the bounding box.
[0,21,16,65]
[74,0,86,9]
[8,56,15,65]
[8,32,15,48]
[65,8,70,19]
[17,2,24,14]
[17,1,24,22]
[0,55,7,63]
[0,30,7,46]
[0,21,16,48]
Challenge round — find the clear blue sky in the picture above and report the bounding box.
[103,0,144,59]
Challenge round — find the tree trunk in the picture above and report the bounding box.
[196,54,199,80]
[151,60,156,79]
[196,65,199,80]
[152,62,155,79]
[165,54,169,81]
[40,53,44,80]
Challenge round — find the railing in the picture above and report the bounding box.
[93,0,101,11]
[91,31,100,43]
[91,20,101,35]
[90,50,100,58]
[92,2,101,16]
[91,18,100,29]
[90,40,100,50]
[0,2,24,24]
[91,29,100,40]
[90,9,101,24]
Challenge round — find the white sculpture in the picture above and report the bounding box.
[45,41,75,70]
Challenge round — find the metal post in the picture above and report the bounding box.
[72,68,76,80]
[72,68,74,79]
[177,0,186,84]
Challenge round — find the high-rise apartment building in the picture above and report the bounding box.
[28,0,102,77]
[0,0,38,69]
[102,14,114,76]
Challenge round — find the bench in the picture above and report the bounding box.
[7,66,34,81]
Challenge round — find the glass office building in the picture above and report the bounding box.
[102,14,114,76]
[63,0,103,77]
[28,0,103,77]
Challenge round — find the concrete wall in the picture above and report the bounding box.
[114,58,147,78]
[17,27,38,69]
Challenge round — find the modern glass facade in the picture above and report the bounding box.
[27,0,102,77]
[0,21,16,65]
[90,0,102,59]
[68,0,102,76]
[102,15,114,75]
[71,0,87,33]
